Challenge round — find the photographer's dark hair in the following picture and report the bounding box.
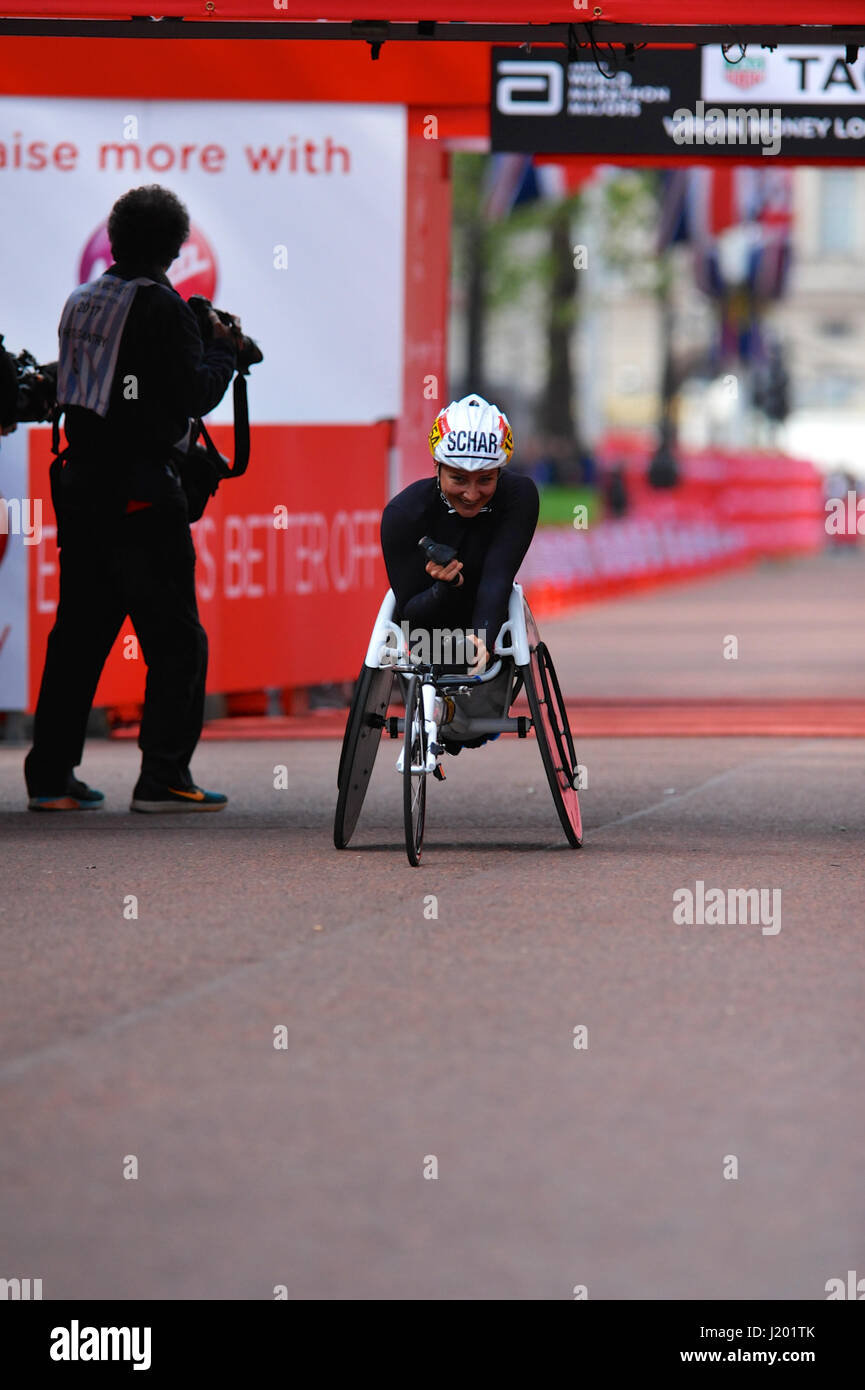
[107,185,190,269]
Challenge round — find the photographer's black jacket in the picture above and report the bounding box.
[62,263,236,507]
[380,471,539,646]
[0,337,18,429]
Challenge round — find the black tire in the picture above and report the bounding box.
[522,641,583,848]
[402,674,427,867]
[334,664,395,849]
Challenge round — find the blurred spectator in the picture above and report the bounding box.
[515,433,557,486]
[578,446,598,488]
[824,467,860,553]
[603,462,629,519]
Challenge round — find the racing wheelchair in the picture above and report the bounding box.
[333,583,583,866]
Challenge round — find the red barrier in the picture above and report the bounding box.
[598,435,826,555]
[25,428,827,708]
[522,438,825,617]
[27,422,390,710]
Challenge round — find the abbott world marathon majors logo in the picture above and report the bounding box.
[78,220,218,301]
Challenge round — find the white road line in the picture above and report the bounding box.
[588,740,821,836]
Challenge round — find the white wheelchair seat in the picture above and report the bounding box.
[364,581,533,674]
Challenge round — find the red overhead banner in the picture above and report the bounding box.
[2,2,863,23]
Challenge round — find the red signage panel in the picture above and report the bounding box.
[28,422,390,709]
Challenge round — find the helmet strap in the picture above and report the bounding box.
[435,462,495,515]
[435,463,456,514]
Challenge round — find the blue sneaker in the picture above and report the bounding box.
[131,778,228,813]
[28,776,105,812]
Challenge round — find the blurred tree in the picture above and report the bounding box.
[450,158,681,480]
[649,249,679,488]
[598,169,682,485]
[540,200,578,445]
[451,152,584,453]
[450,153,489,394]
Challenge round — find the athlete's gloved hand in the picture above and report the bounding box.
[466,632,489,675]
[425,558,463,587]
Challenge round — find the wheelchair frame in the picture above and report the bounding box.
[334,582,583,865]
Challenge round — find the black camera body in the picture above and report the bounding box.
[1,296,261,433]
[419,535,458,568]
[187,295,263,374]
[0,336,58,430]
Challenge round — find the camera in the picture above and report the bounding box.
[186,296,263,374]
[0,336,58,432]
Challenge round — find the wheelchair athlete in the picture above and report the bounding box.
[380,394,539,751]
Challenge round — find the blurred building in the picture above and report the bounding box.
[778,167,865,476]
[449,164,865,478]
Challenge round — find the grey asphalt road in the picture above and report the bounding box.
[549,548,865,698]
[1,552,863,1300]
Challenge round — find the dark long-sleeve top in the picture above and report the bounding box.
[62,262,236,506]
[380,471,540,647]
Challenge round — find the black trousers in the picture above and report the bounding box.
[26,487,207,793]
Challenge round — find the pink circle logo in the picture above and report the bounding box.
[77,221,218,302]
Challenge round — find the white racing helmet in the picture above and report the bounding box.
[428,394,514,471]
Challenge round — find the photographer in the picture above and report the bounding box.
[24,184,238,812]
[0,340,21,434]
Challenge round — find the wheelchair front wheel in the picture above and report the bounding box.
[402,674,427,867]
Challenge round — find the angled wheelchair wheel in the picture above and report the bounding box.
[402,674,427,867]
[522,641,583,848]
[334,664,395,848]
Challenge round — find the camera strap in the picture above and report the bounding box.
[191,371,250,479]
[51,406,63,458]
